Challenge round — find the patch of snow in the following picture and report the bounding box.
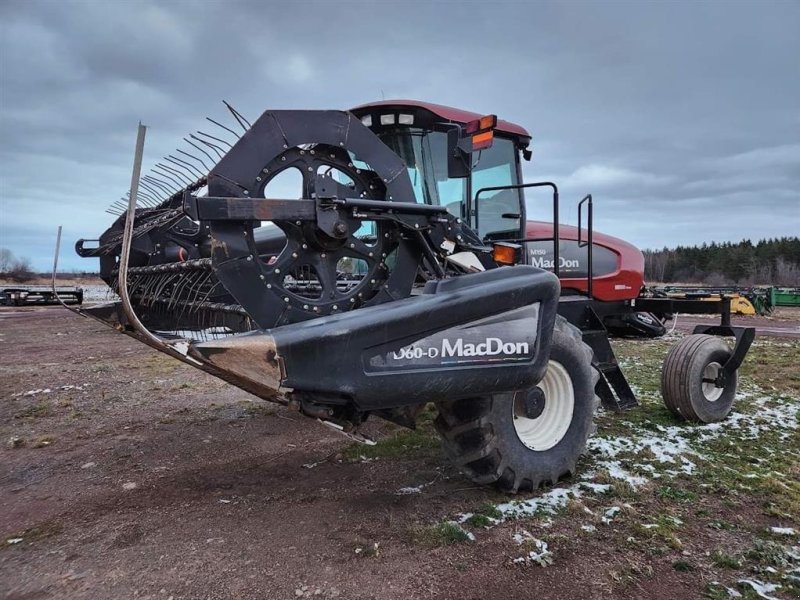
[769,527,797,536]
[601,461,648,487]
[13,388,53,398]
[492,484,582,521]
[7,538,23,545]
[737,579,781,600]
[580,482,611,493]
[443,384,799,541]
[580,525,596,533]
[602,506,621,524]
[511,533,553,567]
[396,486,423,495]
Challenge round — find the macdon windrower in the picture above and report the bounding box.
[59,100,754,492]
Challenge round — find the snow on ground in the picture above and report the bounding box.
[737,579,783,600]
[451,384,799,530]
[81,284,118,303]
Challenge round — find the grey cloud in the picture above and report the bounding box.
[1,0,798,271]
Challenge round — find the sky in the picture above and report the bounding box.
[1,0,798,272]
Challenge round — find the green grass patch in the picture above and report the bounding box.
[343,405,440,461]
[14,402,50,419]
[465,513,492,528]
[2,520,63,550]
[672,559,695,572]
[711,549,741,569]
[657,485,698,503]
[411,521,470,547]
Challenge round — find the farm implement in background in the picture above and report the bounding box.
[1,285,83,307]
[57,100,755,492]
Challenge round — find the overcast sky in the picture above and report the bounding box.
[1,0,798,271]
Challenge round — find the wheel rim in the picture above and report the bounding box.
[701,361,724,402]
[512,360,574,451]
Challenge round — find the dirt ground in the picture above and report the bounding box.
[672,307,800,339]
[1,307,798,600]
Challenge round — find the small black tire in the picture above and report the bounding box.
[661,334,737,423]
[434,316,599,493]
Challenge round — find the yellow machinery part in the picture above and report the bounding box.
[665,293,756,315]
[729,295,756,315]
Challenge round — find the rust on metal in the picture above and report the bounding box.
[190,332,284,397]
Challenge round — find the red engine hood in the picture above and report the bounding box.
[525,221,644,302]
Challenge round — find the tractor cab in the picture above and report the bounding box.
[350,100,645,303]
[350,100,530,241]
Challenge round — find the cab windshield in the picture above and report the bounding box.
[377,128,522,238]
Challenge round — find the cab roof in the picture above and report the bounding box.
[350,99,531,142]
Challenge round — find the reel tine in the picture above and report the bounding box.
[184,137,217,166]
[139,192,159,207]
[146,173,181,193]
[177,148,210,172]
[190,133,225,159]
[206,116,240,140]
[129,189,156,206]
[196,130,232,150]
[167,154,205,179]
[162,157,200,182]
[143,177,176,198]
[156,171,188,191]
[139,180,165,203]
[223,100,252,130]
[155,162,192,186]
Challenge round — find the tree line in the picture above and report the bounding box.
[0,248,34,282]
[643,237,800,286]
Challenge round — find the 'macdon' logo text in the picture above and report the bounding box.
[392,337,530,360]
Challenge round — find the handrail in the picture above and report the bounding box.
[577,194,594,299]
[474,181,560,276]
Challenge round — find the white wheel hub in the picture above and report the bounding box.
[513,360,575,451]
[702,361,724,402]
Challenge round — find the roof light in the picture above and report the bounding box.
[472,130,494,151]
[361,115,372,127]
[398,113,414,125]
[465,114,497,135]
[380,114,396,125]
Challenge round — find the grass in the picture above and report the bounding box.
[464,503,504,528]
[238,401,277,418]
[411,521,470,547]
[672,559,695,572]
[32,436,55,448]
[343,404,441,461]
[2,520,63,550]
[657,485,698,503]
[711,549,742,569]
[14,402,50,419]
[337,334,798,597]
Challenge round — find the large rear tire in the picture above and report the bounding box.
[661,334,737,423]
[435,316,599,493]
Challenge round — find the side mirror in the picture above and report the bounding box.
[447,127,470,179]
[446,115,498,179]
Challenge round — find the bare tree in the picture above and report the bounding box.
[0,248,13,274]
[1,250,35,283]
